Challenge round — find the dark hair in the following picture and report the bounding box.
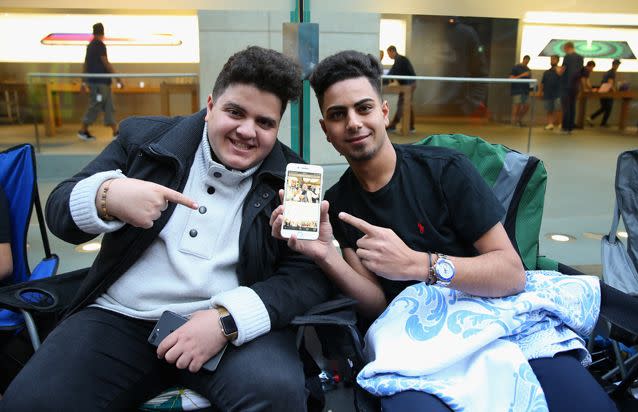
[212,46,301,115]
[387,45,397,53]
[309,50,383,109]
[612,59,621,66]
[93,23,104,36]
[523,55,530,60]
[586,60,596,67]
[551,54,560,60]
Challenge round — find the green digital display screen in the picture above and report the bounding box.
[540,40,636,59]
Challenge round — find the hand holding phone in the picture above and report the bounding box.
[281,163,324,241]
[148,311,227,373]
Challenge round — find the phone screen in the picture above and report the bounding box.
[282,167,322,239]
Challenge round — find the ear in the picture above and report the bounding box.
[319,119,330,142]
[382,100,390,127]
[204,94,214,121]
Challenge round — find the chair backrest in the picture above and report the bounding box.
[0,144,52,285]
[601,149,638,293]
[417,134,547,270]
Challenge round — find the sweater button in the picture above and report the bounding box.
[189,229,198,237]
[198,206,207,214]
[207,186,215,194]
[213,171,222,178]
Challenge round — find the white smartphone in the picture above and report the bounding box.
[281,163,324,240]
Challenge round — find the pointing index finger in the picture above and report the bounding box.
[338,212,377,235]
[161,186,198,209]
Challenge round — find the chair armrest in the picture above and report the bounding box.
[0,268,87,313]
[29,254,60,281]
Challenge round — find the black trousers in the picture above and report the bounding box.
[0,307,306,412]
[561,89,578,131]
[590,98,614,126]
[381,352,617,412]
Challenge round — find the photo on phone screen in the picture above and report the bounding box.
[281,163,323,240]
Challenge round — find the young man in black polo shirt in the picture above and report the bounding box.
[509,55,531,127]
[588,59,621,127]
[540,55,562,130]
[271,50,616,412]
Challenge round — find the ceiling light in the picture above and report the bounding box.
[546,233,576,242]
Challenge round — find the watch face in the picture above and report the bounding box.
[220,315,238,335]
[436,259,456,282]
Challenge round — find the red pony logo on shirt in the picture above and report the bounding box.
[418,222,425,234]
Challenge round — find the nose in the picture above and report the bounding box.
[346,110,362,131]
[236,119,257,139]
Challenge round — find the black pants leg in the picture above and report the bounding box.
[561,90,578,131]
[601,98,614,126]
[0,308,308,412]
[0,308,168,412]
[380,352,616,411]
[178,328,307,412]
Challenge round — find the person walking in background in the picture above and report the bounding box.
[509,55,531,127]
[587,59,621,127]
[558,41,584,134]
[77,23,121,141]
[539,55,562,130]
[385,45,416,133]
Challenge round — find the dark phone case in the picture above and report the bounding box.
[148,310,228,372]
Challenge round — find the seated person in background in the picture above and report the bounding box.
[0,46,332,411]
[271,50,616,412]
[0,185,12,281]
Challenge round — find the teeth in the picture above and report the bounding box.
[231,140,251,150]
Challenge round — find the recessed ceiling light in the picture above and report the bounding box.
[75,242,101,253]
[546,233,576,242]
[618,231,629,239]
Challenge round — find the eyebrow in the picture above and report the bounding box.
[224,101,277,126]
[325,98,375,114]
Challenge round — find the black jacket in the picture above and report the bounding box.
[45,110,332,329]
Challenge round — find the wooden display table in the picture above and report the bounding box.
[37,81,198,136]
[382,84,414,136]
[577,90,637,131]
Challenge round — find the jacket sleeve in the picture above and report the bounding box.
[45,129,132,245]
[250,247,334,331]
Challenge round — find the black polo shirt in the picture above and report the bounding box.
[325,144,504,302]
[84,38,111,85]
[542,67,561,100]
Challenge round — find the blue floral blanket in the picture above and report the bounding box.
[357,271,600,411]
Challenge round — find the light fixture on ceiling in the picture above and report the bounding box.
[546,233,576,242]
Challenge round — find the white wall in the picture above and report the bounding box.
[197,10,293,146]
[309,12,380,164]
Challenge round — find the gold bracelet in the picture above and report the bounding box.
[100,180,115,221]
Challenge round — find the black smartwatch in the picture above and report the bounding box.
[217,307,238,341]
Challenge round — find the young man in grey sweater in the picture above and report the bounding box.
[1,46,331,411]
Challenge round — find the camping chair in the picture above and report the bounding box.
[595,149,638,400]
[292,134,634,411]
[0,143,59,348]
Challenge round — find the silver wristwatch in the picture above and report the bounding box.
[433,254,456,286]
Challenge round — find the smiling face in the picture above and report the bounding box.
[319,77,390,163]
[205,83,281,170]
